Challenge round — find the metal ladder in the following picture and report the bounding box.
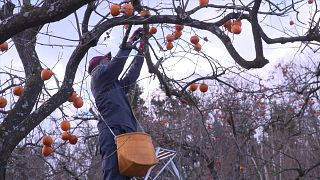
[143,147,183,180]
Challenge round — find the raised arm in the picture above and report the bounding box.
[91,28,144,82]
[119,54,144,93]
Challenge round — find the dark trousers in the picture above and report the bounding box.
[99,125,135,180]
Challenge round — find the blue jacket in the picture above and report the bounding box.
[90,48,144,131]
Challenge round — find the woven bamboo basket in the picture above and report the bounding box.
[116,132,158,177]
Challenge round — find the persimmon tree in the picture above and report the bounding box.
[0,0,319,179]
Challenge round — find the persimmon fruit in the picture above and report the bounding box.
[231,24,242,34]
[0,42,8,51]
[122,3,134,16]
[0,96,7,108]
[73,96,84,108]
[166,34,175,43]
[166,42,173,50]
[41,68,53,81]
[149,27,157,34]
[13,86,24,96]
[199,83,208,93]
[68,91,77,102]
[69,135,78,145]
[110,4,121,16]
[175,24,184,31]
[42,135,53,146]
[223,19,232,29]
[61,131,71,141]
[173,31,182,39]
[190,35,200,44]
[189,83,198,92]
[199,0,209,6]
[42,145,53,157]
[194,43,202,52]
[60,120,71,131]
[233,19,242,26]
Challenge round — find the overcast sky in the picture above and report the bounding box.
[0,0,318,101]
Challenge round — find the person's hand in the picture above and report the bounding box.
[129,27,143,43]
[138,41,144,50]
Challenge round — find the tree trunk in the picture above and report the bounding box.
[87,154,103,179]
[207,160,219,180]
[248,144,263,180]
[0,158,8,180]
[0,132,25,180]
[261,142,270,180]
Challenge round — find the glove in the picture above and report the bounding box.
[139,42,144,50]
[129,27,143,43]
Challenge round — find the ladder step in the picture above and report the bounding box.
[157,151,176,160]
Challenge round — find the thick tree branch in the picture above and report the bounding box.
[0,27,43,133]
[82,1,95,34]
[0,0,95,43]
[250,0,266,67]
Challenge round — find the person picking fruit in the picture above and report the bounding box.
[88,27,144,180]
